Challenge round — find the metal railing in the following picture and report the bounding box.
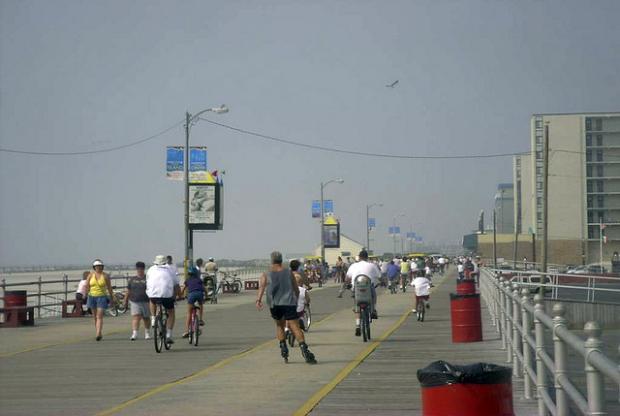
[0,266,266,319]
[480,268,620,415]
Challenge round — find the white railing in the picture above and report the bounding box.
[480,268,620,415]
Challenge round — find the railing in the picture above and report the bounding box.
[0,266,266,319]
[480,268,620,415]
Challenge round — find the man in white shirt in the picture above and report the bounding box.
[346,250,381,336]
[412,274,432,317]
[147,255,181,343]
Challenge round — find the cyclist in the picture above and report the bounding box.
[147,255,181,344]
[386,260,400,292]
[346,250,381,336]
[399,256,410,291]
[285,260,310,333]
[182,266,205,338]
[256,251,317,364]
[411,272,432,317]
[204,257,218,296]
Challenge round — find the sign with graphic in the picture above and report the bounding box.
[406,232,416,240]
[322,223,340,248]
[188,183,223,230]
[389,226,401,235]
[166,146,209,182]
[312,200,334,217]
[368,218,376,229]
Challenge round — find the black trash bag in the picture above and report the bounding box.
[417,361,512,388]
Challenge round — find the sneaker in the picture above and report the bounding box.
[96,335,102,341]
[426,303,430,309]
[145,333,151,340]
[411,309,416,313]
[166,337,174,344]
[199,319,205,326]
[181,332,190,339]
[130,334,136,341]
[150,317,156,328]
[355,327,361,336]
[371,311,378,320]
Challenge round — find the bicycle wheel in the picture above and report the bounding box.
[193,309,200,347]
[154,316,164,353]
[188,312,194,345]
[232,281,241,293]
[304,305,312,332]
[417,301,425,322]
[360,308,369,342]
[287,329,295,347]
[107,303,118,317]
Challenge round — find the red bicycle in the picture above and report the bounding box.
[188,300,201,347]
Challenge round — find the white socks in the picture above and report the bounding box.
[355,318,360,326]
[166,329,172,338]
[150,316,155,327]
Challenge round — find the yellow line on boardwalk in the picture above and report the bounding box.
[96,312,337,416]
[293,274,448,416]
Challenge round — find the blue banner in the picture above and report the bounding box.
[312,200,320,218]
[166,146,208,182]
[368,218,376,228]
[389,226,401,235]
[323,200,333,213]
[166,146,184,180]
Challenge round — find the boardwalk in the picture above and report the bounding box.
[2,271,541,415]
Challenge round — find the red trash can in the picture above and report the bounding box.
[456,279,476,295]
[450,293,482,342]
[417,361,514,416]
[4,290,28,322]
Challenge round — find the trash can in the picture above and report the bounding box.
[456,279,476,295]
[450,293,482,342]
[4,290,28,320]
[417,361,514,416]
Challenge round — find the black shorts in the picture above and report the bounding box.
[270,305,298,321]
[149,297,175,310]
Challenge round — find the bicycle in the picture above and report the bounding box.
[106,288,127,317]
[203,274,218,304]
[153,303,172,353]
[188,300,201,347]
[388,279,397,294]
[354,275,373,342]
[286,303,312,347]
[219,271,242,294]
[416,296,427,322]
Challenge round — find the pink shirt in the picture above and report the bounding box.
[77,280,88,296]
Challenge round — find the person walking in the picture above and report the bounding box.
[73,271,89,315]
[124,261,151,340]
[85,259,115,341]
[255,251,317,364]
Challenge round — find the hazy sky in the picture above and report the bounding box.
[1,0,619,266]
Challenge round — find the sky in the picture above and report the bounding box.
[1,0,619,266]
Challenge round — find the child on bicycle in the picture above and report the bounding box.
[411,273,432,317]
[182,266,205,338]
[286,260,310,332]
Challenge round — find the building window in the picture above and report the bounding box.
[595,118,603,131]
[597,150,603,162]
[597,181,604,192]
[588,226,595,239]
[537,212,542,221]
[598,211,605,222]
[597,134,603,146]
[587,165,593,177]
[597,165,604,177]
[536,151,543,160]
[586,134,592,146]
[587,196,593,207]
[536,181,543,190]
[587,181,593,192]
[586,150,592,161]
[586,118,592,131]
[535,118,543,129]
[536,166,543,175]
[597,196,604,207]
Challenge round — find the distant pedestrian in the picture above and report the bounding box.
[73,271,89,315]
[124,261,151,340]
[166,255,178,277]
[256,251,317,364]
[85,259,115,341]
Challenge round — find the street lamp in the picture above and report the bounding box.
[366,203,383,253]
[393,213,405,256]
[184,105,229,278]
[320,178,344,265]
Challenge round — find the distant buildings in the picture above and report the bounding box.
[472,112,620,266]
[495,183,514,233]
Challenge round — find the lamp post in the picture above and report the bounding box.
[366,203,383,253]
[184,105,229,279]
[320,178,344,264]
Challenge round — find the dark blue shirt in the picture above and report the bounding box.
[185,276,204,293]
[387,264,400,279]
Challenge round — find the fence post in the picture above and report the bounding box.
[499,276,507,349]
[1,278,5,308]
[37,276,42,319]
[63,274,68,302]
[521,288,533,399]
[584,321,606,415]
[552,303,569,416]
[534,293,548,416]
[488,272,497,328]
[512,283,522,377]
[504,280,513,363]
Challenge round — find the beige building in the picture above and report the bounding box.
[512,112,620,266]
[313,234,365,266]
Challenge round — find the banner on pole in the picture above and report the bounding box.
[389,226,401,235]
[166,146,184,180]
[368,218,376,229]
[166,146,209,182]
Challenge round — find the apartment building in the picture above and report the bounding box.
[513,112,620,265]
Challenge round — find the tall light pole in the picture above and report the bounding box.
[366,203,383,253]
[184,105,229,278]
[320,178,344,264]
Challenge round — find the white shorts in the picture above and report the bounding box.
[130,301,151,317]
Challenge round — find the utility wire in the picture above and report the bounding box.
[200,117,530,160]
[0,120,184,156]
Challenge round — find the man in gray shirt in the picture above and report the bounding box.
[256,251,317,364]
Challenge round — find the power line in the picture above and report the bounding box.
[200,117,530,160]
[0,120,184,156]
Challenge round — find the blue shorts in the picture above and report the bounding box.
[187,291,205,304]
[87,295,109,310]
